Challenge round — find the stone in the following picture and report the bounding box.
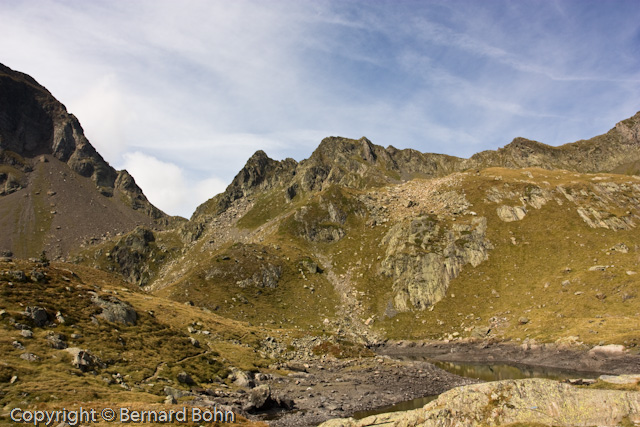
[14,323,30,330]
[46,333,67,349]
[12,340,24,350]
[244,384,271,412]
[177,372,194,385]
[610,243,629,253]
[20,329,33,338]
[496,205,527,222]
[300,259,320,274]
[24,306,48,327]
[7,270,26,282]
[599,374,640,385]
[318,378,640,427]
[91,294,137,325]
[29,269,46,282]
[164,386,189,399]
[65,347,103,372]
[164,395,177,405]
[55,311,65,323]
[471,326,491,338]
[589,344,626,356]
[230,369,255,388]
[237,264,282,288]
[518,317,530,325]
[20,353,39,362]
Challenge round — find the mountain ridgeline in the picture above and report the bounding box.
[196,115,640,220]
[2,61,640,347]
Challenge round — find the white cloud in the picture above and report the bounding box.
[68,74,134,162]
[121,152,226,218]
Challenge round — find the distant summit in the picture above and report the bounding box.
[194,111,640,220]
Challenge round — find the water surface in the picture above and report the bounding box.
[353,358,600,420]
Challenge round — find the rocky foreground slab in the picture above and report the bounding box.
[319,376,640,427]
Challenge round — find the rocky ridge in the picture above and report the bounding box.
[0,64,171,259]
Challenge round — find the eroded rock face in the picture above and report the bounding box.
[107,227,156,286]
[319,378,640,427]
[237,263,282,289]
[380,215,493,311]
[290,195,355,243]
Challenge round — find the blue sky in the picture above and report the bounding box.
[1,0,639,218]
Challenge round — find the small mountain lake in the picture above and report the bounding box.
[353,359,600,420]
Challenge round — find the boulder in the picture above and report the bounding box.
[29,269,46,282]
[496,205,527,222]
[24,306,48,327]
[589,344,626,356]
[7,270,26,282]
[46,333,67,349]
[242,385,294,413]
[20,353,39,362]
[65,347,103,372]
[599,374,640,385]
[177,372,195,385]
[471,326,491,338]
[230,368,255,388]
[91,294,137,325]
[243,384,271,412]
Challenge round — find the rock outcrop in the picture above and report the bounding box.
[381,215,493,311]
[91,294,138,325]
[103,226,159,286]
[320,378,640,427]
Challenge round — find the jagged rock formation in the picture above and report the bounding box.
[465,114,640,172]
[193,112,640,223]
[0,63,167,258]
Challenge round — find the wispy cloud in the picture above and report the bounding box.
[1,0,638,217]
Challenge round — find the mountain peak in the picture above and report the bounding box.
[0,63,166,258]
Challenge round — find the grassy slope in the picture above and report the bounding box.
[376,168,640,347]
[0,259,271,426]
[78,160,640,353]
